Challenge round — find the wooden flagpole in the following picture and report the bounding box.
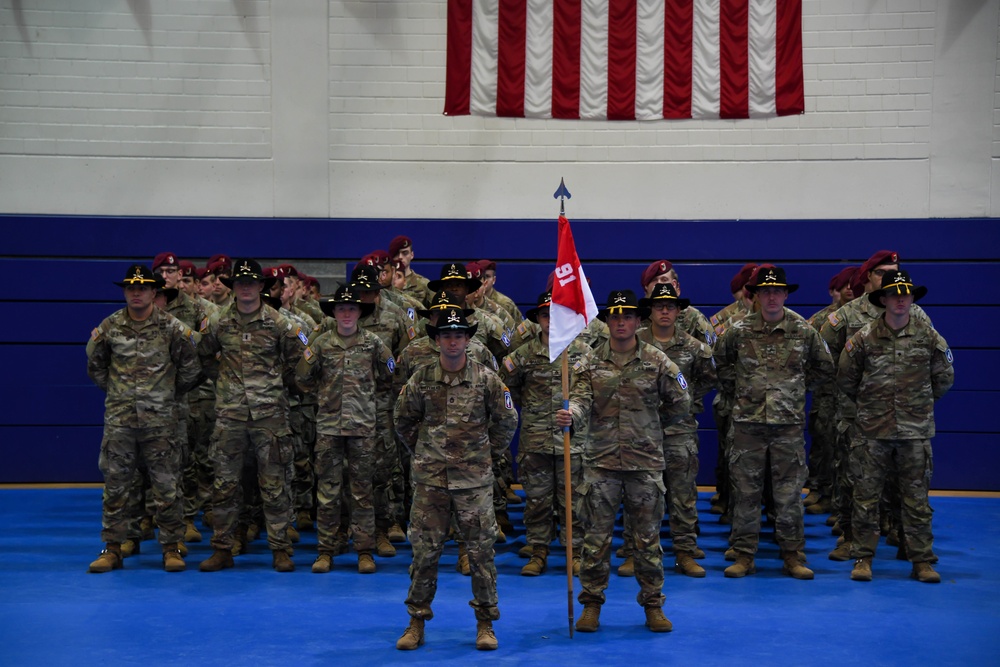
[561,350,574,638]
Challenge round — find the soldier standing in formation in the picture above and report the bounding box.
[393,306,518,651]
[558,289,690,634]
[87,265,201,573]
[838,270,954,583]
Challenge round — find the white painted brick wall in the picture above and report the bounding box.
[327,0,942,163]
[0,0,272,159]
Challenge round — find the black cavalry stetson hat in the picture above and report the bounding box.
[114,264,164,289]
[597,289,650,322]
[222,258,276,290]
[867,269,927,307]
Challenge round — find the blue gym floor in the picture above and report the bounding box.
[1,488,997,666]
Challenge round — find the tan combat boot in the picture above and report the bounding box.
[911,562,941,584]
[724,546,737,561]
[644,607,673,633]
[617,555,635,577]
[184,519,202,543]
[575,605,601,633]
[781,553,815,580]
[520,546,548,576]
[162,544,186,572]
[674,552,706,578]
[376,533,397,558]
[200,548,234,572]
[287,524,301,544]
[475,620,498,650]
[120,539,140,558]
[231,526,248,556]
[396,617,425,650]
[387,523,406,543]
[296,510,314,532]
[273,549,295,572]
[851,557,873,582]
[518,544,534,558]
[724,554,756,578]
[312,554,332,574]
[456,543,471,576]
[358,552,376,574]
[828,536,852,561]
[88,543,123,573]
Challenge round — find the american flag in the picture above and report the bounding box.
[444,0,803,120]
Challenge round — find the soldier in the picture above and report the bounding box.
[802,265,858,517]
[197,259,307,573]
[500,291,591,578]
[393,307,518,651]
[714,266,835,579]
[295,284,395,574]
[86,265,201,573]
[478,259,523,325]
[557,290,691,634]
[636,283,717,577]
[390,235,433,306]
[820,250,934,561]
[839,270,954,583]
[429,262,512,362]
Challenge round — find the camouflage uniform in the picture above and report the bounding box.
[636,327,717,555]
[487,288,522,326]
[821,297,934,545]
[714,308,835,559]
[87,308,201,546]
[295,327,395,556]
[805,303,841,501]
[500,337,592,553]
[567,338,691,609]
[839,316,954,563]
[400,270,433,307]
[394,359,518,621]
[198,302,306,554]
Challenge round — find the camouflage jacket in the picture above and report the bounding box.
[488,288,522,325]
[198,302,307,422]
[87,307,201,428]
[568,338,691,472]
[319,299,413,357]
[838,315,954,439]
[678,305,716,346]
[821,296,933,424]
[637,327,717,434]
[715,309,835,426]
[165,291,215,402]
[499,337,592,455]
[295,327,394,436]
[394,336,497,396]
[711,300,748,332]
[394,359,518,490]
[400,270,432,307]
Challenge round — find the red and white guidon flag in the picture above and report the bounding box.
[550,215,599,363]
[444,0,803,120]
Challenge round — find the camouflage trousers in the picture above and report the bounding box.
[208,416,294,553]
[123,409,188,540]
[517,450,584,550]
[374,414,402,532]
[831,421,861,541]
[806,393,836,497]
[850,438,936,563]
[314,433,377,554]
[578,468,666,609]
[406,483,499,622]
[289,403,317,514]
[98,424,184,545]
[729,422,807,559]
[183,396,216,518]
[619,432,700,555]
[712,392,733,513]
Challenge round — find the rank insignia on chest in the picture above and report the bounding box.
[242,333,252,343]
[676,372,688,390]
[503,357,515,373]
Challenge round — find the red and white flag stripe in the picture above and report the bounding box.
[445,0,803,120]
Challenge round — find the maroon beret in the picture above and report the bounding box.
[389,236,412,259]
[152,252,178,270]
[640,260,673,288]
[730,263,758,294]
[829,266,857,292]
